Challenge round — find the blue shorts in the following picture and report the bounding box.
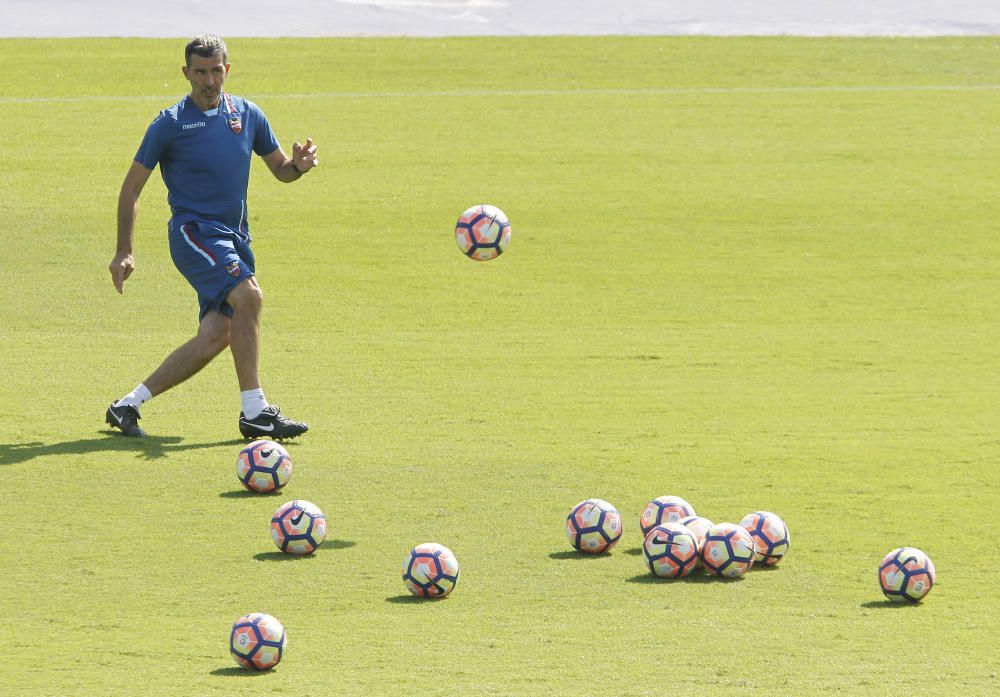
[168,218,256,321]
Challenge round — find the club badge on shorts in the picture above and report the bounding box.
[223,93,242,134]
[225,260,241,277]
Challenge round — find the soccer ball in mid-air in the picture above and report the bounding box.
[455,204,511,261]
[642,522,699,578]
[879,547,936,602]
[566,498,623,554]
[700,522,755,578]
[402,543,460,598]
[230,613,287,671]
[678,515,715,568]
[639,495,696,538]
[739,511,790,566]
[270,500,327,555]
[236,440,292,493]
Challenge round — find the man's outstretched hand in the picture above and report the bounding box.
[292,138,319,173]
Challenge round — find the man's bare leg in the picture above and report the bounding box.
[107,311,231,436]
[144,310,232,396]
[226,276,308,439]
[224,277,263,392]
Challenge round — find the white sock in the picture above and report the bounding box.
[114,383,153,411]
[241,388,269,419]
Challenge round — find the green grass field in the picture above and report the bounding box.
[2,35,999,695]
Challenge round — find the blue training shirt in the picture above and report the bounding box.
[134,93,280,234]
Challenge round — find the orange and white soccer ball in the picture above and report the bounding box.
[739,511,790,566]
[566,498,623,553]
[455,204,511,261]
[639,495,695,538]
[642,522,699,578]
[236,440,292,493]
[230,613,287,671]
[700,522,755,578]
[879,547,936,602]
[679,514,715,569]
[402,543,460,598]
[270,500,327,555]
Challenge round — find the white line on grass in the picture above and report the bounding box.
[2,83,1000,104]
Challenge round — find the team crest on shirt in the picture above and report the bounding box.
[225,261,241,276]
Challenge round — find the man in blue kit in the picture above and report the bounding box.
[106,34,315,439]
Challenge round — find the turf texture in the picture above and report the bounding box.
[1,36,998,695]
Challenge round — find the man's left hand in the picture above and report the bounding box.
[292,138,318,173]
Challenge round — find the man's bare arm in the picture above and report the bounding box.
[109,160,154,294]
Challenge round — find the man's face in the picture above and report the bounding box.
[182,53,230,107]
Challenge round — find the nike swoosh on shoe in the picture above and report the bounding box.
[242,421,275,431]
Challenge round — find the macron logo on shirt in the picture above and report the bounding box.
[182,121,208,130]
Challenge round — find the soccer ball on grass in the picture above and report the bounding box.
[678,514,714,569]
[270,500,327,555]
[879,547,936,602]
[455,204,511,261]
[642,522,699,578]
[236,440,292,493]
[230,613,286,671]
[700,522,755,578]
[566,498,623,554]
[739,511,790,566]
[639,495,695,538]
[402,543,460,598]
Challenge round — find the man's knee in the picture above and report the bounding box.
[205,326,231,355]
[227,277,263,314]
[199,314,231,355]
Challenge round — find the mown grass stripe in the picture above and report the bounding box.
[2,83,1000,104]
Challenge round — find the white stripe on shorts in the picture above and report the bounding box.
[179,224,216,266]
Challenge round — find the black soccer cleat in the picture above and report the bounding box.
[106,403,146,437]
[239,405,308,440]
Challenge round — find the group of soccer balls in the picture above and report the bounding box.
[456,208,935,595]
[454,209,938,602]
[566,495,790,578]
[228,208,939,672]
[230,439,460,671]
[566,496,936,602]
[230,205,510,671]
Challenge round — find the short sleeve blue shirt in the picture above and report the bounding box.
[135,93,280,234]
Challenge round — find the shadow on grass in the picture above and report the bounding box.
[625,572,724,584]
[0,434,245,466]
[860,599,921,609]
[624,547,643,556]
[549,550,612,560]
[253,539,356,561]
[385,594,450,604]
[253,552,311,562]
[219,489,284,499]
[209,666,273,677]
[751,563,783,572]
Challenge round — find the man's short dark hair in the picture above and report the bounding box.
[185,34,228,65]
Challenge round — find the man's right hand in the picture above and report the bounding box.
[109,252,135,294]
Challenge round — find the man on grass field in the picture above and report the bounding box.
[107,34,316,440]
